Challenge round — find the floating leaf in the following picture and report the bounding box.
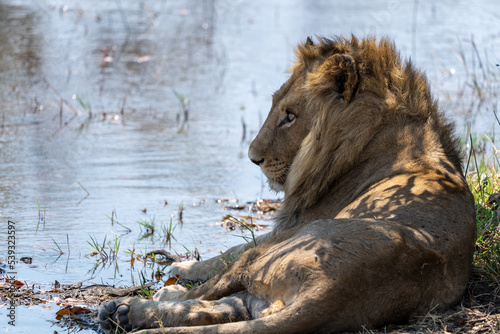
[6,279,24,287]
[70,306,91,314]
[164,276,179,287]
[13,280,24,287]
[56,305,91,320]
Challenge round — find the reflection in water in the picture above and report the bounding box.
[0,3,42,81]
[0,3,43,219]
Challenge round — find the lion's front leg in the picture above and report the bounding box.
[170,233,271,280]
[99,293,251,333]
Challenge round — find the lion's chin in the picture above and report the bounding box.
[267,178,285,193]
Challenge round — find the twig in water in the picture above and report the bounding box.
[76,181,90,205]
[42,76,80,136]
[66,234,70,255]
[241,115,247,143]
[42,76,78,115]
[59,99,63,128]
[77,181,90,197]
[470,36,486,80]
[493,109,500,127]
[178,202,184,224]
[120,94,127,115]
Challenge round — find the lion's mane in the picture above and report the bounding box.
[275,36,463,234]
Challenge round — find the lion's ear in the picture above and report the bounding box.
[307,53,358,103]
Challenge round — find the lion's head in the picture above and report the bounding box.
[247,58,313,193]
[249,36,462,233]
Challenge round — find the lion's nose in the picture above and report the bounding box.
[248,147,264,166]
[250,158,264,166]
[248,138,264,166]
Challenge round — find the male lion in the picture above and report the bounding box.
[99,36,476,333]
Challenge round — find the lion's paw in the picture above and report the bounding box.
[98,297,151,333]
[154,284,189,301]
[170,260,210,280]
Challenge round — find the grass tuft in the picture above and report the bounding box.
[138,216,157,239]
[51,237,64,255]
[161,218,177,248]
[468,161,500,274]
[36,201,46,232]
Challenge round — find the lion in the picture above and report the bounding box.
[99,36,476,333]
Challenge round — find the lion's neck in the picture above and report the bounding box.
[273,154,388,234]
[272,120,464,235]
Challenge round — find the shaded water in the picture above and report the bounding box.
[0,0,498,332]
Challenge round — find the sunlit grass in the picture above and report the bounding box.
[138,216,157,239]
[468,154,500,274]
[453,39,500,276]
[161,218,177,248]
[466,136,499,274]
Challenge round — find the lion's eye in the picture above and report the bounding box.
[278,110,296,127]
